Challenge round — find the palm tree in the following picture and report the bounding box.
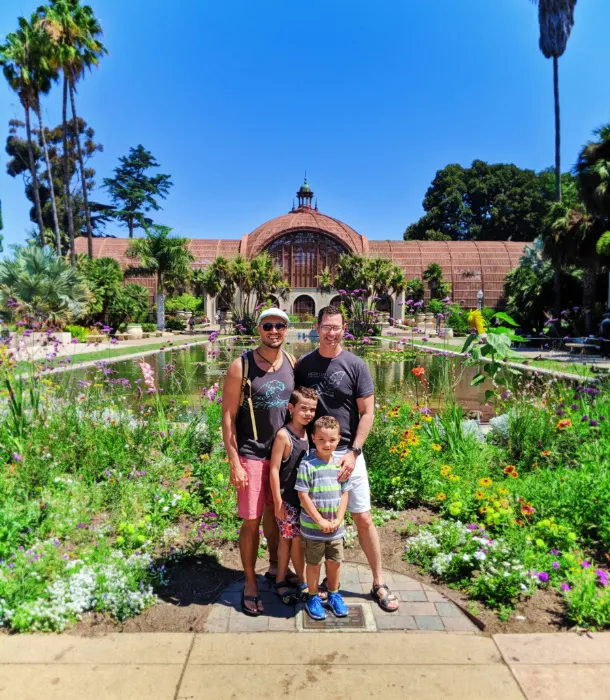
[79,256,123,325]
[0,244,89,327]
[531,1,577,201]
[531,1,577,321]
[0,18,56,249]
[38,0,107,260]
[126,225,194,331]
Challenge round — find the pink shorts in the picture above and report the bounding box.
[236,456,274,520]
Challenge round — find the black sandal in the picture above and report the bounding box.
[241,591,263,617]
[265,570,299,586]
[318,577,340,602]
[274,581,298,606]
[370,583,399,613]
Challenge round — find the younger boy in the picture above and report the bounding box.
[295,415,351,620]
[269,386,319,604]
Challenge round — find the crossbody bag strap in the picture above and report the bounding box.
[240,351,258,442]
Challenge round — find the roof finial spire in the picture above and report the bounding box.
[296,173,313,209]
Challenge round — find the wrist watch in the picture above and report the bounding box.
[348,446,362,456]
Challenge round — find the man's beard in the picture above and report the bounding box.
[260,336,283,349]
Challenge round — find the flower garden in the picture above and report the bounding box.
[1,328,610,633]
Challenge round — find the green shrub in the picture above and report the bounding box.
[141,323,157,333]
[164,317,186,331]
[165,294,202,313]
[65,324,89,342]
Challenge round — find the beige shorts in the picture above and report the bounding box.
[302,537,344,566]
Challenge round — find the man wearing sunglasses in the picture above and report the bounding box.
[294,305,399,613]
[222,309,295,616]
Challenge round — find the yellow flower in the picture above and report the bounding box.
[440,465,452,476]
[422,415,432,423]
[431,443,442,452]
[467,309,486,335]
[412,423,422,430]
[478,477,493,488]
[400,450,410,459]
[389,445,398,454]
[475,490,485,500]
[479,506,491,515]
[437,492,447,501]
[448,474,460,482]
[497,487,509,496]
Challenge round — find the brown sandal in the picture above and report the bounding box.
[371,583,399,612]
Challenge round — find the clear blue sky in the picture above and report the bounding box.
[1,0,610,250]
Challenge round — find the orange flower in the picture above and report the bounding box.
[557,419,572,430]
[411,367,426,378]
[509,471,519,478]
[503,465,515,474]
[540,450,551,457]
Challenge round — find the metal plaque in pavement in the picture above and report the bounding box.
[302,605,366,630]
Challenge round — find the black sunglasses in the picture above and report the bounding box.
[262,322,287,331]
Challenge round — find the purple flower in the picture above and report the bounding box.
[555,408,565,417]
[561,583,571,592]
[538,571,549,583]
[500,390,512,400]
[581,415,589,422]
[595,570,608,586]
[552,561,560,570]
[551,548,560,556]
[12,452,22,462]
[570,404,579,411]
[589,419,599,427]
[581,560,591,569]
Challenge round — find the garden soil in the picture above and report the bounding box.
[71,510,568,637]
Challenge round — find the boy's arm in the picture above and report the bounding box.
[298,491,333,533]
[269,430,290,519]
[334,491,350,527]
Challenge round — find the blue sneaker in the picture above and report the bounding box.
[305,594,327,620]
[327,592,348,617]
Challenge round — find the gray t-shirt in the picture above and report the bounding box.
[294,349,374,449]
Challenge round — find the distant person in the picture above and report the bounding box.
[600,312,610,358]
[188,315,195,333]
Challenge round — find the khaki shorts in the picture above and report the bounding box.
[302,537,344,566]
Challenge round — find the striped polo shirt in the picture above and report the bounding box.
[294,452,352,541]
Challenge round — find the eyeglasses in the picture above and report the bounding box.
[261,322,287,331]
[320,325,343,333]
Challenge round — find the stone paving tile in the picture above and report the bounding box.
[374,614,417,631]
[441,616,477,632]
[424,589,446,602]
[391,602,437,617]
[227,613,269,633]
[382,579,424,591]
[494,632,610,665]
[268,616,297,631]
[510,664,610,700]
[416,616,445,631]
[399,590,428,602]
[435,602,461,617]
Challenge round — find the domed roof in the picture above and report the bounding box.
[246,207,365,257]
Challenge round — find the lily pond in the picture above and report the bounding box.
[70,339,494,420]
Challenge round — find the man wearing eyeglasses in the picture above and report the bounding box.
[295,305,400,613]
[222,309,295,616]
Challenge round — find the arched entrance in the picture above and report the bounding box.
[293,295,315,321]
[330,295,343,307]
[375,296,392,314]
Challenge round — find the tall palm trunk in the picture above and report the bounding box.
[62,77,76,266]
[68,75,94,258]
[582,262,598,336]
[23,103,45,247]
[156,275,165,330]
[34,103,62,255]
[552,56,562,324]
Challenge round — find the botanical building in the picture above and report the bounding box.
[75,179,528,318]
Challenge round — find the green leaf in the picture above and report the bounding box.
[471,373,485,386]
[484,389,494,402]
[461,333,476,354]
[493,311,518,327]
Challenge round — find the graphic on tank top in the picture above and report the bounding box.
[245,379,290,409]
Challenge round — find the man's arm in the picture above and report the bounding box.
[337,393,375,482]
[221,357,248,489]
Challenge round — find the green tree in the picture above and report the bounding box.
[422,263,451,300]
[38,0,108,260]
[79,256,123,325]
[404,161,547,241]
[0,16,58,248]
[530,0,577,202]
[126,225,194,330]
[201,253,289,333]
[0,244,89,326]
[6,116,107,253]
[103,145,173,238]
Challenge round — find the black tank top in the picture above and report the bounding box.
[236,350,294,460]
[279,425,310,507]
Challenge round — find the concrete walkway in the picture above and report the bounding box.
[1,631,608,699]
